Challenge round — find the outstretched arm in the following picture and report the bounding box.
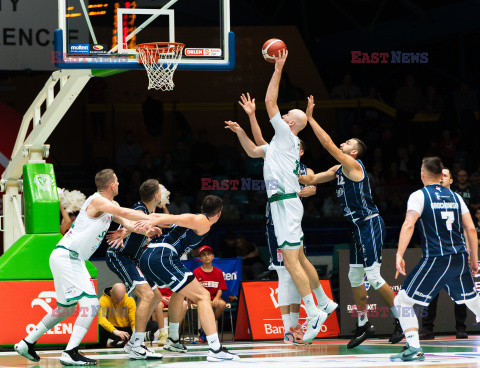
[299,165,339,186]
[265,50,288,119]
[239,93,267,146]
[306,96,362,179]
[225,121,265,158]
[90,198,150,221]
[298,168,317,197]
[136,213,210,236]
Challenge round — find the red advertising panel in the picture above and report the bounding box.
[235,280,339,340]
[0,280,98,345]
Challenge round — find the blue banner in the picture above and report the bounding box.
[182,257,242,301]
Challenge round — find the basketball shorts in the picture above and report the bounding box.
[401,252,479,306]
[350,214,385,270]
[138,243,195,293]
[269,195,304,249]
[106,250,157,295]
[50,247,97,307]
[266,213,306,269]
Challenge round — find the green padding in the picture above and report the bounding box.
[91,69,128,77]
[0,234,98,280]
[23,163,60,234]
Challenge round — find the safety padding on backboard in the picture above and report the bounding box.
[0,280,98,346]
[0,234,98,280]
[235,280,340,340]
[23,163,60,234]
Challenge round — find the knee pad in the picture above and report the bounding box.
[348,267,365,288]
[394,290,418,331]
[364,263,386,290]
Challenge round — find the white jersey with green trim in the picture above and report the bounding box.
[261,112,301,198]
[57,192,113,260]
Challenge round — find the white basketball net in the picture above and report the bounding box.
[136,43,184,91]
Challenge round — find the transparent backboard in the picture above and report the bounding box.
[55,0,234,70]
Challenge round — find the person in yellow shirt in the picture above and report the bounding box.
[98,283,136,347]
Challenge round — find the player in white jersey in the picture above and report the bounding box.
[224,51,330,343]
[238,92,338,344]
[15,169,160,366]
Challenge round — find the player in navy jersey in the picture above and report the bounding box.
[238,92,337,345]
[105,179,166,359]
[300,95,403,348]
[135,195,240,362]
[391,157,480,361]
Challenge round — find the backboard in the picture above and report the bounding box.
[55,0,234,71]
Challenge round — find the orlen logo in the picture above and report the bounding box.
[185,48,222,57]
[69,44,89,54]
[27,291,74,335]
[93,45,103,50]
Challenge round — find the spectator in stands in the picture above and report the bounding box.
[320,192,342,218]
[235,235,266,280]
[454,82,479,147]
[470,162,480,187]
[193,246,228,343]
[394,74,423,140]
[331,73,362,141]
[115,131,143,176]
[421,85,443,113]
[438,129,461,168]
[220,193,240,222]
[98,284,137,348]
[220,231,238,258]
[167,192,191,214]
[475,209,480,238]
[138,151,161,181]
[452,170,474,208]
[151,288,188,345]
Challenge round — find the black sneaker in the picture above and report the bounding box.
[14,339,40,362]
[347,322,375,349]
[419,330,435,340]
[456,330,468,339]
[388,318,404,344]
[60,347,98,366]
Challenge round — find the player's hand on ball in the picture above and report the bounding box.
[239,93,256,115]
[273,49,288,71]
[395,255,406,279]
[306,95,315,121]
[224,121,244,134]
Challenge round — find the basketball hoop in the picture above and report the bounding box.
[136,42,185,91]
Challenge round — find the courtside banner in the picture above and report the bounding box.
[182,257,242,300]
[236,280,339,340]
[0,280,98,345]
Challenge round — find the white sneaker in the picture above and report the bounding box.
[14,339,40,362]
[319,299,338,316]
[163,337,187,353]
[128,344,163,360]
[303,309,328,342]
[124,341,133,354]
[207,346,240,362]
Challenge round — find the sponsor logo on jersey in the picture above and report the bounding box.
[430,202,459,209]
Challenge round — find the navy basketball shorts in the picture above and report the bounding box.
[401,252,478,306]
[139,244,195,293]
[266,216,283,269]
[350,214,385,270]
[106,250,157,295]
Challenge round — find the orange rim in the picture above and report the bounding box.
[136,42,184,63]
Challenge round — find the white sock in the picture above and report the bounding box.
[290,312,300,327]
[405,330,420,348]
[129,329,136,343]
[160,327,168,333]
[313,286,329,307]
[358,310,368,327]
[302,294,318,317]
[390,306,399,319]
[25,322,48,344]
[66,326,88,351]
[206,332,221,351]
[169,322,179,341]
[281,313,291,333]
[133,332,145,348]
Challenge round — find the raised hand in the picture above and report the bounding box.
[306,95,315,121]
[239,93,256,116]
[273,49,288,71]
[224,120,244,134]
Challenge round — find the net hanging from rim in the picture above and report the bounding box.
[136,42,185,91]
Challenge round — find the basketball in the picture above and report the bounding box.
[262,39,287,63]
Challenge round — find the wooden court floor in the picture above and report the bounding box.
[2,336,480,367]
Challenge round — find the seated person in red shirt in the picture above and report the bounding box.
[193,246,228,342]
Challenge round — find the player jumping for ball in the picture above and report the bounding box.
[300,96,404,348]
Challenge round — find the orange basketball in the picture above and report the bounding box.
[262,39,287,63]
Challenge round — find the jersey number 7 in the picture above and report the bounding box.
[441,211,454,231]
